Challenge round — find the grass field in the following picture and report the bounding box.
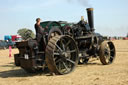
[0,40,128,85]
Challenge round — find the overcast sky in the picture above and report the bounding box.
[0,0,128,39]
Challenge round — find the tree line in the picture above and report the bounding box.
[17,28,35,40]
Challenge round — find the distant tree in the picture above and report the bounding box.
[127,33,128,37]
[17,28,35,40]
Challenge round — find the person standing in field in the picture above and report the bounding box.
[34,18,46,51]
[35,18,45,42]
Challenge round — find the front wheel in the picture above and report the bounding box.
[99,41,116,65]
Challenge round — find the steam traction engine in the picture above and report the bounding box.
[14,8,116,75]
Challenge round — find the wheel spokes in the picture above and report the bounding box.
[65,40,71,48]
[58,61,62,71]
[110,48,115,52]
[55,58,61,63]
[62,61,70,72]
[56,59,69,73]
[105,43,115,63]
[66,49,76,53]
[54,52,60,55]
[56,55,75,65]
[110,56,114,59]
[66,58,75,65]
[60,39,66,51]
[55,44,63,52]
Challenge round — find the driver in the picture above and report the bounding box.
[35,18,45,43]
[35,18,46,51]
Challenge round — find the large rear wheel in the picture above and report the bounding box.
[48,27,63,40]
[99,41,116,65]
[45,35,78,75]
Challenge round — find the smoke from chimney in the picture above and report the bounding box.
[67,0,91,7]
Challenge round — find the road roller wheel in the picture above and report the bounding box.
[45,35,78,75]
[99,41,116,65]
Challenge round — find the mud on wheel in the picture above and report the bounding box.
[99,41,116,65]
[45,35,78,75]
[48,27,63,40]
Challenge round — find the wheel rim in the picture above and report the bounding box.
[107,42,116,63]
[46,35,78,75]
[100,41,116,64]
[104,44,111,63]
[54,37,77,74]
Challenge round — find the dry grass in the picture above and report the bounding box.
[0,40,128,85]
[0,48,19,57]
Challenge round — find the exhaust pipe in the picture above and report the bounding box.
[86,8,94,31]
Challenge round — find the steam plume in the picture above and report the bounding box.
[67,0,91,7]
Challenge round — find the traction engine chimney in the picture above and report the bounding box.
[86,8,95,32]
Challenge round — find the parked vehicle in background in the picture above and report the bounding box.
[4,35,12,41]
[123,37,128,40]
[7,40,16,48]
[0,35,21,50]
[11,35,22,42]
[0,40,8,49]
[0,40,15,49]
[4,35,22,42]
